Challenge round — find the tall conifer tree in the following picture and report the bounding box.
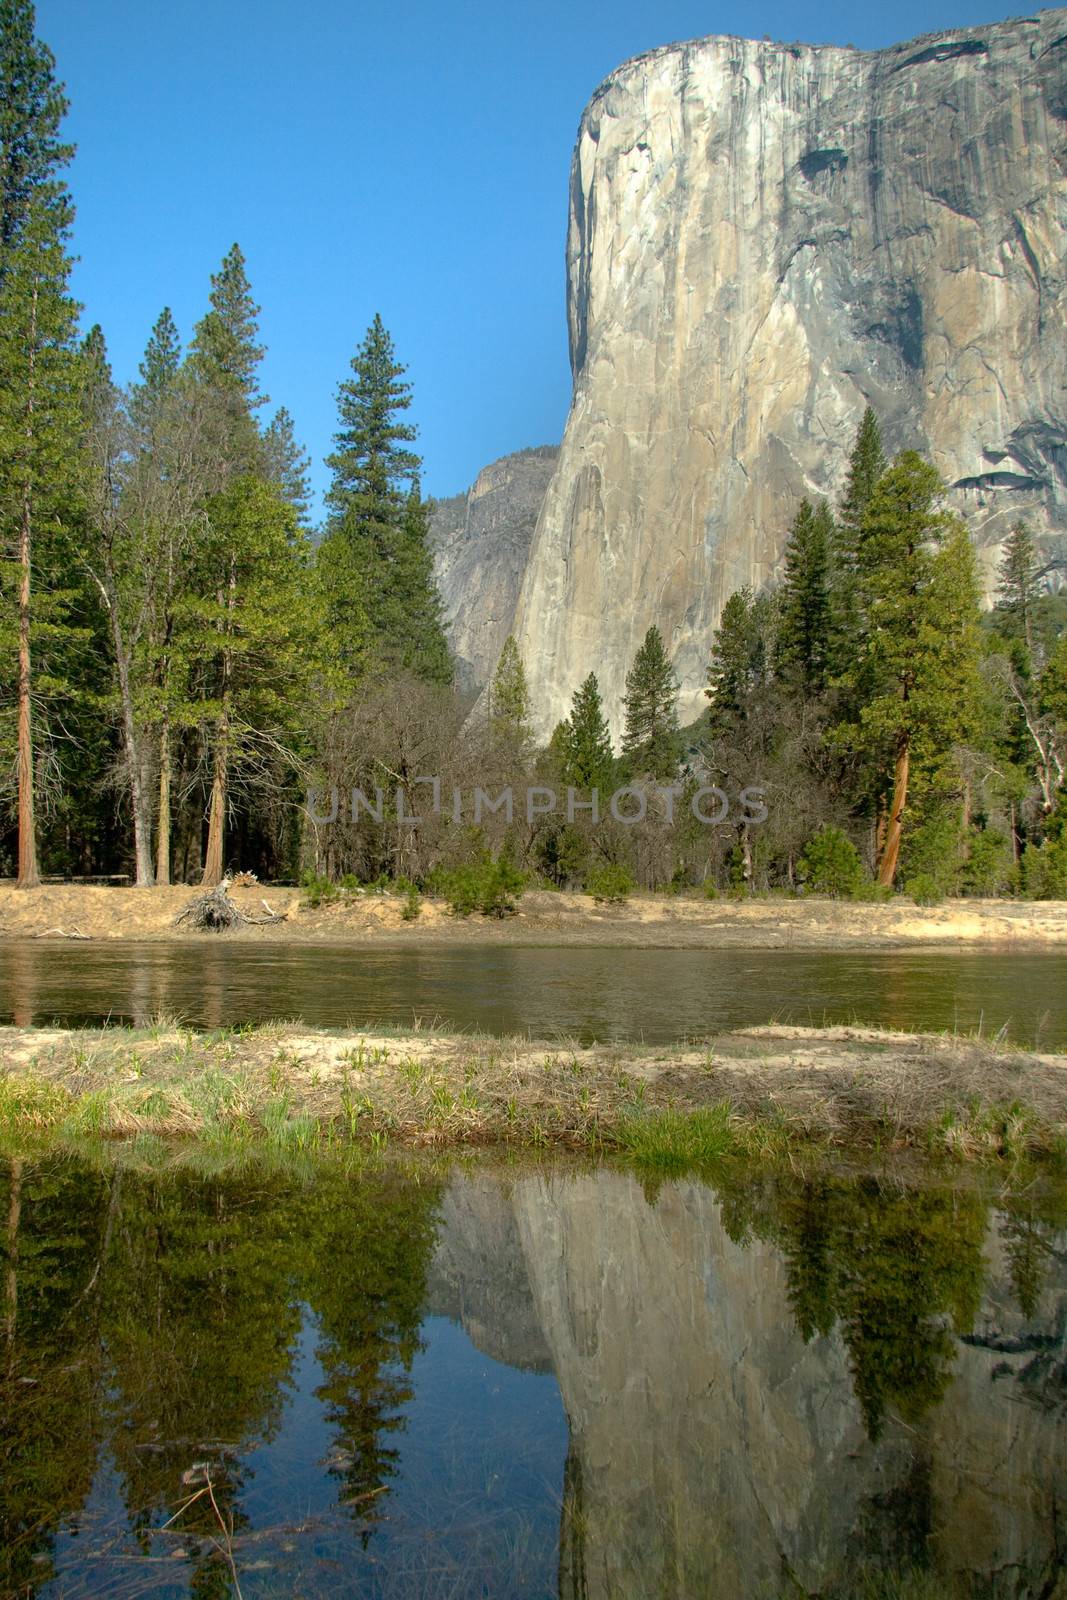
[558,673,614,790]
[776,499,834,695]
[622,626,679,780]
[0,2,79,887]
[835,453,984,885]
[320,315,450,685]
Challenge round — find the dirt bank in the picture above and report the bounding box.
[1,884,1066,949]
[1,1020,1064,1161]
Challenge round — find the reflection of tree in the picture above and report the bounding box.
[101,1167,303,1584]
[303,1170,442,1536]
[722,1172,988,1438]
[0,1156,110,1595]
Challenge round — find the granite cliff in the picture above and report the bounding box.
[430,1168,1067,1598]
[508,8,1067,734]
[430,445,558,693]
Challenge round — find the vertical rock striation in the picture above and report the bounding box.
[511,9,1067,734]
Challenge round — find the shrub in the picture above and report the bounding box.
[702,879,718,900]
[1019,836,1067,900]
[400,884,421,921]
[434,856,526,917]
[900,808,962,896]
[904,872,944,907]
[300,870,340,908]
[797,825,865,899]
[535,824,588,888]
[853,881,893,903]
[586,863,635,903]
[960,827,1014,897]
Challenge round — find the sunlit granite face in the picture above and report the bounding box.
[508,10,1067,734]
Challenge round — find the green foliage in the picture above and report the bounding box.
[488,635,531,749]
[1019,836,1067,900]
[961,827,1014,897]
[434,855,526,917]
[903,873,944,907]
[776,499,834,694]
[300,869,341,907]
[706,586,778,736]
[557,671,614,790]
[995,521,1042,659]
[898,807,963,896]
[320,314,450,686]
[622,625,679,779]
[797,825,865,898]
[833,454,985,866]
[400,882,421,921]
[535,822,588,888]
[585,862,634,902]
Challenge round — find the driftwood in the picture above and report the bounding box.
[173,877,287,933]
[39,926,90,940]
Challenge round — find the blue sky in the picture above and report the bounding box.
[37,0,1030,512]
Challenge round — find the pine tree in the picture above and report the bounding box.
[835,452,984,885]
[489,636,531,749]
[995,521,1042,663]
[319,315,450,685]
[0,4,79,887]
[194,477,328,884]
[128,306,180,433]
[840,406,886,532]
[558,673,614,790]
[187,243,265,475]
[622,625,679,780]
[776,499,833,694]
[263,406,312,524]
[0,0,72,266]
[706,587,778,736]
[831,406,886,679]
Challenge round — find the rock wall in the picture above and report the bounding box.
[430,445,558,693]
[431,1168,1067,1597]
[510,9,1067,734]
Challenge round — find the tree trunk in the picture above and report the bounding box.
[201,556,236,887]
[156,718,171,885]
[16,282,39,890]
[111,609,154,887]
[201,736,228,887]
[877,740,910,886]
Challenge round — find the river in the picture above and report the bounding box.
[0,940,1065,1045]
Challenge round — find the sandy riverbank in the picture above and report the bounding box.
[1,1020,1064,1162]
[1,884,1066,949]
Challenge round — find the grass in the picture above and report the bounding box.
[1,1018,1065,1174]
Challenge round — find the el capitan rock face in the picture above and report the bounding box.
[431,445,558,693]
[510,9,1067,734]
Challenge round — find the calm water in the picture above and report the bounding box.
[0,941,1065,1046]
[1,1153,1064,1598]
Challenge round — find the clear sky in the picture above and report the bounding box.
[36,0,1033,512]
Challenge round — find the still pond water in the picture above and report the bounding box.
[1,1152,1064,1598]
[0,941,1065,1047]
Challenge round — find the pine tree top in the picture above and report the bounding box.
[189,243,265,406]
[325,314,421,519]
[840,405,886,530]
[0,0,73,258]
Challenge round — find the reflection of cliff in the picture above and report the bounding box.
[432,1169,1067,1598]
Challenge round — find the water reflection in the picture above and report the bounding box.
[1,942,1065,1046]
[0,1154,1064,1597]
